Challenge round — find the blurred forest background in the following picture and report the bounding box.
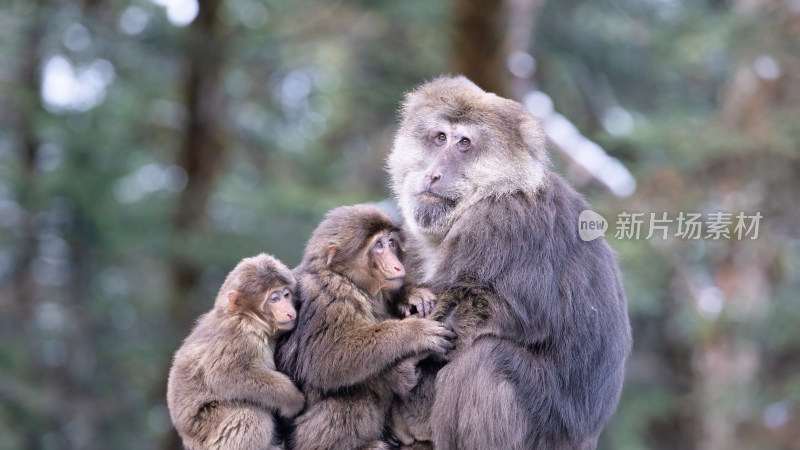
[1,0,799,449]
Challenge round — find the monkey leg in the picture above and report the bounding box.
[292,395,387,450]
[429,337,539,450]
[205,404,277,450]
[389,368,436,445]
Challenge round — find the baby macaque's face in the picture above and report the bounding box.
[367,231,406,293]
[227,283,297,333]
[264,285,297,332]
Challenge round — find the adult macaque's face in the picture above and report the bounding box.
[388,78,544,240]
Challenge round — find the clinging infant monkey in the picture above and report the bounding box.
[167,253,305,450]
[277,204,454,450]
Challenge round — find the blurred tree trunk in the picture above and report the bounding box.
[173,4,226,235]
[169,1,226,322]
[450,0,507,96]
[640,278,699,450]
[165,1,227,448]
[6,4,46,448]
[9,0,45,327]
[504,0,541,100]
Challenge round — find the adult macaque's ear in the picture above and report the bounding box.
[519,114,547,162]
[227,291,243,311]
[326,245,338,266]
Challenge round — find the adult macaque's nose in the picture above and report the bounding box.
[425,171,442,190]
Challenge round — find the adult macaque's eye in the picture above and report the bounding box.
[374,240,384,250]
[387,238,395,248]
[458,137,471,150]
[435,132,447,145]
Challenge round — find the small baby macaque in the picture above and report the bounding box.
[277,204,455,450]
[167,253,304,450]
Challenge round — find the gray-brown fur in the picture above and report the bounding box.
[387,358,438,447]
[387,76,632,449]
[167,253,304,450]
[276,205,454,450]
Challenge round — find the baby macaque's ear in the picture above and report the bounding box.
[227,291,243,312]
[326,245,338,266]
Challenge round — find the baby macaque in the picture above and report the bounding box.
[277,204,454,450]
[167,253,304,450]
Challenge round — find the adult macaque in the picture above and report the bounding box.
[167,253,304,450]
[387,76,632,449]
[277,204,455,450]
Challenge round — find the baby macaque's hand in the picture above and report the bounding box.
[386,357,421,397]
[279,385,305,418]
[403,288,437,318]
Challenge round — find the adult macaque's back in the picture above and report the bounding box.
[387,76,632,450]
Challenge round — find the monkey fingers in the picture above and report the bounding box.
[386,357,422,397]
[406,288,437,318]
[423,323,456,356]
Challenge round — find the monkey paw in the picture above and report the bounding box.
[405,288,437,318]
[279,388,305,419]
[413,319,456,357]
[388,358,421,397]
